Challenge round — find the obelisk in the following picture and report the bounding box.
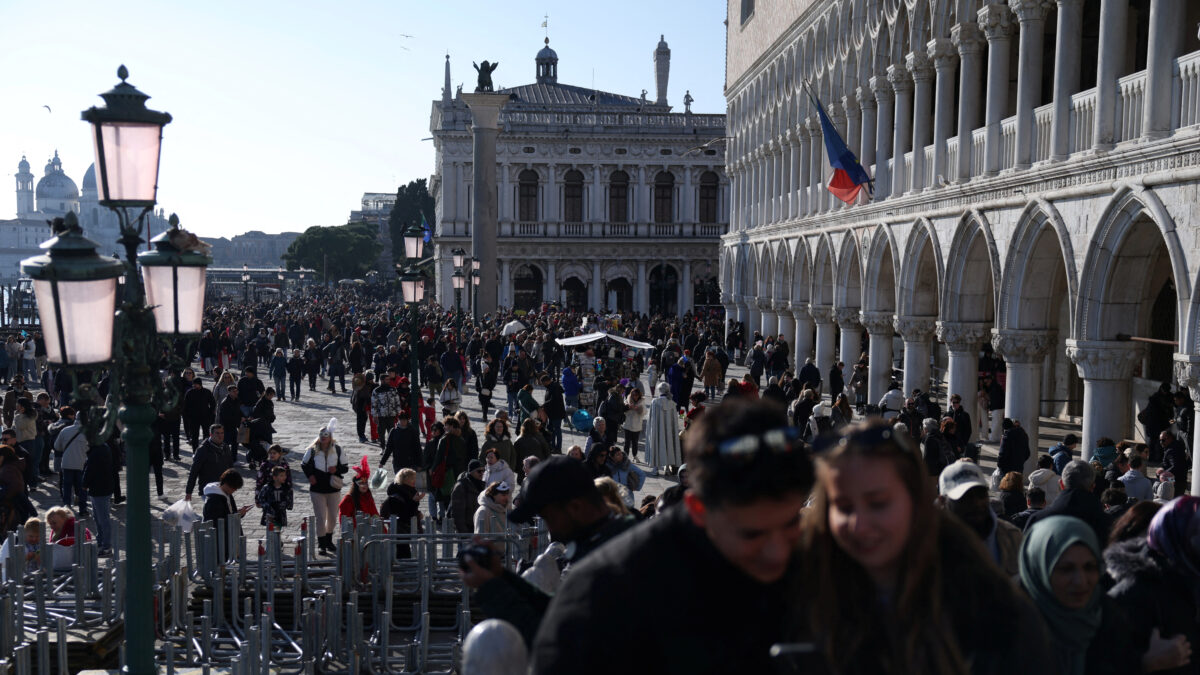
[462,88,509,318]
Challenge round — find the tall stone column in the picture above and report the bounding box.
[787,130,802,219]
[777,302,796,365]
[682,168,693,223]
[953,22,986,182]
[591,167,602,221]
[1066,340,1144,460]
[895,316,937,396]
[546,162,560,222]
[462,92,510,316]
[764,143,777,224]
[907,52,935,192]
[928,38,958,186]
[680,260,692,314]
[735,296,750,335]
[842,94,863,175]
[775,139,787,221]
[871,76,895,201]
[797,125,812,216]
[727,166,739,231]
[807,118,824,214]
[858,86,878,181]
[836,308,863,384]
[591,261,602,312]
[1143,0,1185,140]
[979,4,1015,175]
[1173,355,1200,496]
[748,298,763,340]
[888,65,914,198]
[756,299,776,338]
[1050,0,1084,160]
[546,261,557,303]
[860,311,895,405]
[1010,0,1053,169]
[938,321,991,441]
[638,165,651,224]
[792,303,815,365]
[1093,0,1127,149]
[636,259,648,314]
[499,259,512,308]
[993,329,1056,470]
[722,296,737,342]
[499,163,510,223]
[812,306,837,380]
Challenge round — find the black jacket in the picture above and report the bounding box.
[217,396,243,442]
[381,423,422,472]
[449,471,484,534]
[186,439,233,497]
[182,386,217,424]
[997,426,1030,474]
[531,507,790,674]
[82,443,115,497]
[236,376,264,407]
[542,382,566,419]
[1106,539,1197,675]
[1024,488,1110,544]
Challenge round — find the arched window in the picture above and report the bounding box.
[609,171,629,223]
[563,170,584,222]
[698,171,719,223]
[518,170,539,221]
[654,171,675,224]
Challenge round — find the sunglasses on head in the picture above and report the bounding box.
[715,426,801,463]
[811,424,898,455]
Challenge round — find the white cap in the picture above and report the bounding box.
[938,461,989,501]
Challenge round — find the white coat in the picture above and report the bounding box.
[482,459,517,492]
[645,384,681,469]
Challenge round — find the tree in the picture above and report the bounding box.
[282,222,378,282]
[388,178,435,262]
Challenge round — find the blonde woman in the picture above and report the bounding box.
[213,370,236,404]
[300,419,348,555]
[439,379,462,416]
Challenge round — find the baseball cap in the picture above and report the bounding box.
[938,461,989,501]
[509,456,600,524]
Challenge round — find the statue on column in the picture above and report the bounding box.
[473,61,499,92]
[683,90,694,113]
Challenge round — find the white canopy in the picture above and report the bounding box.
[501,319,527,336]
[556,331,654,350]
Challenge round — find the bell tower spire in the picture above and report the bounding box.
[442,53,452,104]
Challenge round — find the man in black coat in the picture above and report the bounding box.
[997,418,1030,474]
[1025,459,1110,544]
[947,393,972,446]
[182,377,217,450]
[597,390,625,446]
[380,413,422,472]
[797,357,822,392]
[1160,429,1191,497]
[529,398,815,675]
[236,368,264,416]
[185,425,234,501]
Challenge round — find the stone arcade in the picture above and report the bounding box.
[722,0,1200,484]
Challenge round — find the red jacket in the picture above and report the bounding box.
[338,491,378,527]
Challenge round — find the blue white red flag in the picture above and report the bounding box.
[807,89,872,204]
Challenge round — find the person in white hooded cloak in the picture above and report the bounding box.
[645,382,681,476]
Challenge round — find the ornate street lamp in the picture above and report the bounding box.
[452,269,466,339]
[397,265,427,413]
[402,221,424,262]
[241,265,251,303]
[452,247,466,269]
[21,65,207,675]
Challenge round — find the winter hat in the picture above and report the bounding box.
[467,459,484,473]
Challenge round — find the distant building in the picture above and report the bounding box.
[206,230,302,269]
[348,192,396,278]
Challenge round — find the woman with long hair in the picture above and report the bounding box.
[830,393,853,429]
[796,422,1052,674]
[622,387,646,460]
[301,420,348,555]
[439,379,462,416]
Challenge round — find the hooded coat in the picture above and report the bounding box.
[645,383,681,469]
[1106,538,1198,675]
[483,458,517,492]
[450,470,485,534]
[474,491,509,535]
[202,482,236,523]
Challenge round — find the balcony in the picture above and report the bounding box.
[486,222,729,238]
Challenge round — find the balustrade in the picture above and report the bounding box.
[1116,70,1147,142]
[1175,51,1200,129]
[1069,87,1097,155]
[1000,116,1018,171]
[1031,102,1053,164]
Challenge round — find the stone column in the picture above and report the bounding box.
[938,321,991,440]
[953,22,986,182]
[546,163,559,222]
[591,261,602,312]
[836,308,863,383]
[895,316,937,396]
[1066,340,1145,460]
[1050,0,1084,160]
[928,38,957,186]
[808,118,824,214]
[747,297,763,340]
[797,125,812,216]
[858,86,878,181]
[592,167,603,221]
[992,329,1056,470]
[760,299,779,339]
[1010,0,1054,170]
[1143,0,1185,140]
[461,92,510,316]
[979,4,1015,175]
[735,296,750,334]
[680,260,692,314]
[1093,0,1127,150]
[499,258,512,308]
[638,165,651,223]
[722,296,738,342]
[812,306,837,380]
[777,302,796,365]
[888,65,914,198]
[1173,355,1200,495]
[728,165,740,231]
[860,311,896,406]
[682,168,694,223]
[763,144,776,224]
[499,163,510,223]
[907,52,935,192]
[828,104,849,209]
[636,259,648,314]
[787,130,802,219]
[546,261,557,303]
[871,76,894,201]
[792,303,815,364]
[843,94,863,174]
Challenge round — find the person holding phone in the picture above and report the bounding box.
[202,469,253,524]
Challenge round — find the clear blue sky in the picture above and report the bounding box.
[0,1,727,240]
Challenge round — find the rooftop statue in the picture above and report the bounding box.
[473,60,499,92]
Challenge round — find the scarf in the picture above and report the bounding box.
[1018,515,1102,675]
[1148,496,1200,618]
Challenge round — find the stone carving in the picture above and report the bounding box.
[936,321,991,350]
[1173,354,1200,400]
[893,316,937,341]
[683,90,694,113]
[1065,339,1144,381]
[991,329,1056,363]
[977,4,1015,40]
[473,60,499,92]
[905,51,935,82]
[887,64,914,92]
[951,22,986,55]
[1007,0,1055,23]
[835,307,862,329]
[927,38,957,68]
[810,305,835,323]
[859,311,895,335]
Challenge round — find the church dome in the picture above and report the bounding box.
[36,152,79,201]
[536,38,558,84]
[82,163,96,192]
[537,43,557,60]
[17,156,30,173]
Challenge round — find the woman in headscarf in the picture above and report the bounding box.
[301,419,348,555]
[1106,497,1200,674]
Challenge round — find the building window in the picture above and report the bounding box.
[698,171,719,223]
[518,169,539,221]
[609,170,629,223]
[564,170,584,222]
[654,171,675,224]
[741,0,754,24]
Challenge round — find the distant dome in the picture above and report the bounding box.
[536,38,559,84]
[82,163,96,191]
[36,159,79,202]
[17,156,30,173]
[537,43,557,60]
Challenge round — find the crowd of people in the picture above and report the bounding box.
[4,284,1199,674]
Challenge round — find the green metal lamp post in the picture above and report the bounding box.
[23,66,210,675]
[399,222,427,412]
[471,256,481,322]
[451,245,466,340]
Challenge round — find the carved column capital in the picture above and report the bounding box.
[927,38,958,69]
[774,300,792,313]
[841,94,861,115]
[977,4,1015,41]
[894,316,938,341]
[936,321,992,351]
[1174,354,1200,402]
[887,64,914,93]
[906,51,935,82]
[810,305,835,324]
[756,298,775,312]
[1065,339,1144,381]
[857,85,878,110]
[790,302,811,319]
[1008,0,1054,23]
[951,22,986,56]
[870,75,895,103]
[835,308,862,330]
[859,310,895,335]
[991,329,1056,363]
[784,128,797,144]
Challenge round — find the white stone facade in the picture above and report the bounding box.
[429,39,728,315]
[722,0,1200,471]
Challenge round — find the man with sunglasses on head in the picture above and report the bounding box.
[530,397,816,674]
